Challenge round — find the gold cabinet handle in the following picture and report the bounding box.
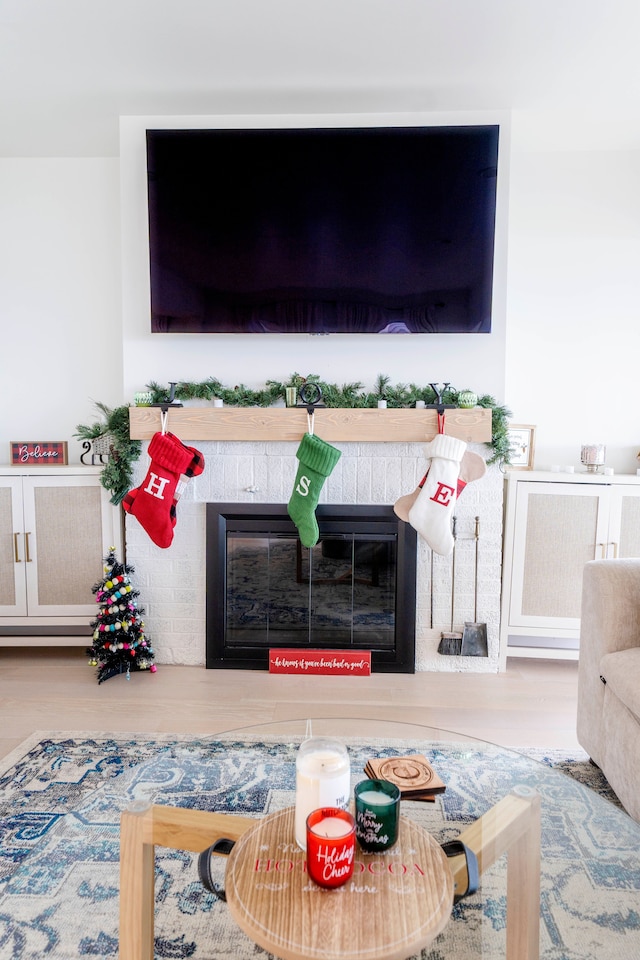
[25,532,32,562]
[598,542,620,559]
[14,532,21,562]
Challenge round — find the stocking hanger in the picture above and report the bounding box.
[298,382,324,437]
[150,381,183,433]
[426,382,457,417]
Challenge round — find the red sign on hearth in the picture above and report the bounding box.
[269,649,371,676]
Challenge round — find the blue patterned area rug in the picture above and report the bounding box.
[0,732,639,959]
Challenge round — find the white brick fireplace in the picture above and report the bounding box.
[124,438,503,672]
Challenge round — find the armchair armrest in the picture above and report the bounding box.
[580,559,640,661]
[577,559,640,764]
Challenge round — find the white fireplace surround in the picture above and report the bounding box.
[124,438,503,672]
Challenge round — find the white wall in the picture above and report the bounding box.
[1,114,639,476]
[0,159,123,463]
[505,119,640,474]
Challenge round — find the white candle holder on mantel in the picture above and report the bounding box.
[580,444,606,473]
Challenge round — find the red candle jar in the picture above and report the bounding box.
[306,807,356,888]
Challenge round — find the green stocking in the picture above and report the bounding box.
[287,433,342,547]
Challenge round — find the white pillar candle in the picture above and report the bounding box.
[294,737,350,850]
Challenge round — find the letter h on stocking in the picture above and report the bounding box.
[144,473,171,500]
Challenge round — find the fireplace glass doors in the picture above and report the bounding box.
[206,504,416,672]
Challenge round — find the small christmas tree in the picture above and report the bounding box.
[87,548,156,684]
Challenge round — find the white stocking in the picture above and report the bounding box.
[408,434,467,555]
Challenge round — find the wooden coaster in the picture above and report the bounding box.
[365,754,446,797]
[225,806,453,960]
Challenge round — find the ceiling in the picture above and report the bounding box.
[2,0,639,157]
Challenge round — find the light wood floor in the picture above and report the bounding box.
[0,648,582,762]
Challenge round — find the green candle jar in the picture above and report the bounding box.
[354,778,401,852]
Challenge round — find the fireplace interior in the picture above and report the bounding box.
[206,504,417,672]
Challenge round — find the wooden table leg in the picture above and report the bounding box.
[119,803,255,960]
[505,786,541,960]
[119,802,155,960]
[453,785,541,960]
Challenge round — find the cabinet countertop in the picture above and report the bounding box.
[0,465,103,476]
[505,470,640,484]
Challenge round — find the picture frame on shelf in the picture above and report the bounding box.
[506,425,536,470]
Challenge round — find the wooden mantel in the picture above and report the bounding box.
[129,406,492,443]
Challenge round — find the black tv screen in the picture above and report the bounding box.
[146,125,499,334]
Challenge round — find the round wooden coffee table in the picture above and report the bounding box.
[225,805,454,960]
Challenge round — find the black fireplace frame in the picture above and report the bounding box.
[205,503,417,673]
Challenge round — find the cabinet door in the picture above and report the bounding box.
[606,485,640,559]
[0,478,28,615]
[508,482,609,632]
[21,476,112,616]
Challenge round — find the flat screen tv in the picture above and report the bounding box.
[146,124,499,334]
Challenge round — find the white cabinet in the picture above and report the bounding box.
[0,467,123,646]
[500,472,640,663]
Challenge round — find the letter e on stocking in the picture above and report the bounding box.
[430,482,455,507]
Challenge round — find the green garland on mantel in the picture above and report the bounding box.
[74,403,142,506]
[75,374,512,505]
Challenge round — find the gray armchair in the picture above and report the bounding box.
[577,558,640,822]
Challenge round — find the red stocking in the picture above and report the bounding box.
[123,432,204,548]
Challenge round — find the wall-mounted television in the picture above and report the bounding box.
[146,124,499,334]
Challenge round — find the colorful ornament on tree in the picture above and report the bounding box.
[86,548,157,684]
